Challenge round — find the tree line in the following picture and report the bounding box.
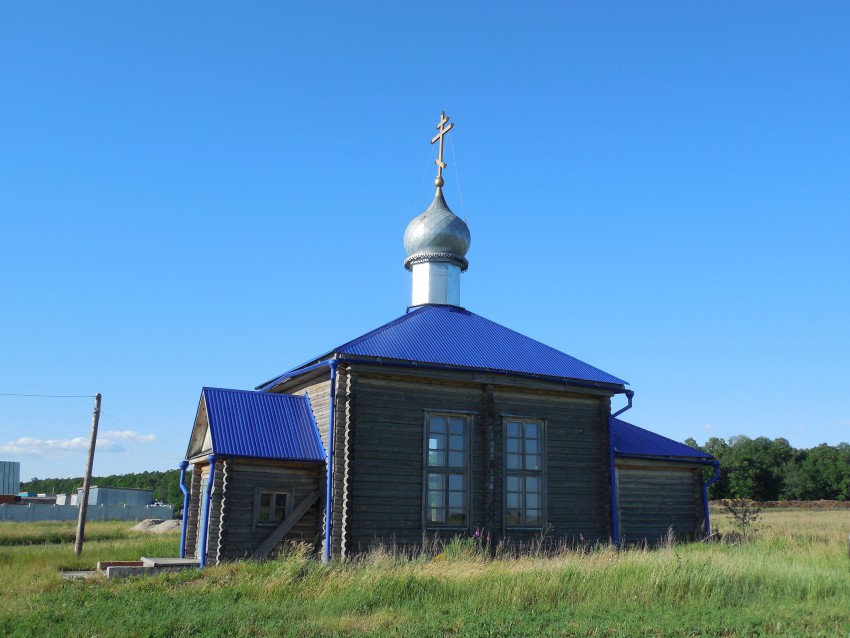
[21,470,185,506]
[684,435,850,501]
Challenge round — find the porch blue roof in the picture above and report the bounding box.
[612,418,712,460]
[202,387,325,461]
[260,304,627,390]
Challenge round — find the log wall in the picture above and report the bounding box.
[344,366,614,550]
[216,458,323,561]
[616,458,705,544]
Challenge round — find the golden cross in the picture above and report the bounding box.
[430,111,454,188]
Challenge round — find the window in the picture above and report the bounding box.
[254,490,289,527]
[425,413,470,527]
[505,419,544,527]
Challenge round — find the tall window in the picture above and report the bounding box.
[505,419,544,527]
[425,413,470,527]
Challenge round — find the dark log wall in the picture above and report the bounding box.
[345,366,614,550]
[216,458,323,562]
[345,372,484,549]
[493,387,612,544]
[616,458,705,544]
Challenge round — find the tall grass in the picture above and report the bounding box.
[1,510,848,637]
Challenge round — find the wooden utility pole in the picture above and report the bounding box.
[74,393,101,556]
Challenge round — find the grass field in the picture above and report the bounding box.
[1,509,848,637]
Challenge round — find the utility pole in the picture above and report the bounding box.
[74,393,101,556]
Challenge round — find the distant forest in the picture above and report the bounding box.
[21,470,185,506]
[18,436,850,505]
[685,436,850,501]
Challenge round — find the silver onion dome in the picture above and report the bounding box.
[403,190,471,272]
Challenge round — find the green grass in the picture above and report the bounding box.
[1,511,849,637]
[0,520,143,546]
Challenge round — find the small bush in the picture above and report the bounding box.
[721,498,762,542]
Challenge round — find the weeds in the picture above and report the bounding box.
[2,511,849,637]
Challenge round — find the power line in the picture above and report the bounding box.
[0,393,95,398]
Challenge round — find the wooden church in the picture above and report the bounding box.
[180,114,719,566]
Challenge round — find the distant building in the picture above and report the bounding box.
[0,461,20,495]
[75,486,154,507]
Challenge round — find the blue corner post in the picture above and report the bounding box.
[323,359,338,564]
[178,460,190,559]
[198,454,217,568]
[609,390,634,548]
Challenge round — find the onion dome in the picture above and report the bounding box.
[403,189,471,272]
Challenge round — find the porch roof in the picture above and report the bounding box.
[200,387,325,461]
[612,418,713,460]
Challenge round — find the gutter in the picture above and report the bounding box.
[256,358,338,392]
[609,390,634,547]
[198,454,217,568]
[178,460,190,559]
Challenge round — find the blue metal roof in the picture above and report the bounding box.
[612,418,712,460]
[263,305,626,389]
[202,387,325,461]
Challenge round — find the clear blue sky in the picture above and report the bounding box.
[1,2,848,482]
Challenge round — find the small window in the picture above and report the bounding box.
[505,419,544,528]
[425,413,470,528]
[254,490,289,527]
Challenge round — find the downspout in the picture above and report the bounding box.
[198,454,217,568]
[609,390,634,548]
[323,359,339,564]
[702,460,721,538]
[178,460,190,559]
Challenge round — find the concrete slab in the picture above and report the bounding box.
[61,570,99,580]
[105,566,155,579]
[140,557,199,568]
[97,560,143,571]
[101,557,199,579]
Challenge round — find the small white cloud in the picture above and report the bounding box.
[0,430,155,459]
[702,423,714,432]
[101,430,156,443]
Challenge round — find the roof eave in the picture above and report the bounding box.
[336,353,628,393]
[614,452,715,463]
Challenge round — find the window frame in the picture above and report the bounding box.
[252,488,291,530]
[422,410,474,531]
[502,416,546,530]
